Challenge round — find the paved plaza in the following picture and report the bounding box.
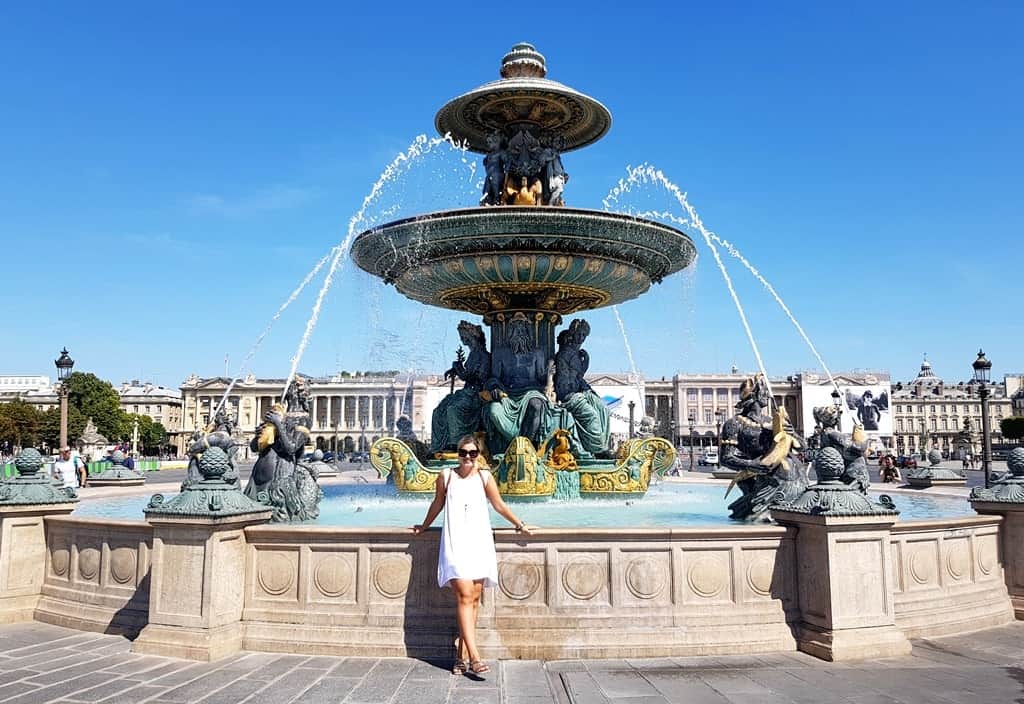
[1,620,1023,703]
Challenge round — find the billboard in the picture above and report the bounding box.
[800,378,893,443]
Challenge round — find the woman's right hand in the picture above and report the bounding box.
[411,524,425,535]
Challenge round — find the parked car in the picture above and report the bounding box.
[698,447,719,466]
[349,451,370,463]
[322,451,336,462]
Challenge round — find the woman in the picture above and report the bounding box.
[412,435,532,675]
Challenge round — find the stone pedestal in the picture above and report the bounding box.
[133,512,269,660]
[770,445,910,661]
[0,449,78,623]
[133,446,271,660]
[0,504,76,623]
[772,511,911,661]
[970,448,1024,618]
[89,451,145,487]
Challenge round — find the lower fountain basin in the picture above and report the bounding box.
[349,207,696,314]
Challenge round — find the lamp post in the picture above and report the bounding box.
[688,411,696,472]
[628,400,636,439]
[973,349,993,488]
[359,414,368,465]
[715,409,725,447]
[55,348,74,450]
[131,418,140,458]
[333,418,340,455]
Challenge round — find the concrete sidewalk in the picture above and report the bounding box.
[2,621,1023,703]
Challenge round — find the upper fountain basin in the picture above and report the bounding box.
[350,206,696,315]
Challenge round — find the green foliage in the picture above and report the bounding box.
[125,414,168,454]
[0,400,43,448]
[64,372,129,441]
[38,406,86,449]
[1001,416,1024,442]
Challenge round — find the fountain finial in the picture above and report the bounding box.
[501,43,546,79]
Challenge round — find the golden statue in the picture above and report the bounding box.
[506,175,543,205]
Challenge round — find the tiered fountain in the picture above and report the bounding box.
[353,43,691,499]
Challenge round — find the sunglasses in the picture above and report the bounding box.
[457,449,480,458]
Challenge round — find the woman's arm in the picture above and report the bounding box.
[412,474,446,534]
[483,473,532,535]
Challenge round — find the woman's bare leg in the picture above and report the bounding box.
[451,579,482,662]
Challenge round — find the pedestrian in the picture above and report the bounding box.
[53,446,85,489]
[411,435,532,676]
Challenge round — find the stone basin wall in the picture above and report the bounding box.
[20,515,1016,660]
[890,515,1013,638]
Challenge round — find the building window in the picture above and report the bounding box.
[702,391,712,403]
[941,405,946,413]
[704,409,712,424]
[942,419,948,430]
[687,390,697,401]
[896,405,902,413]
[898,420,904,432]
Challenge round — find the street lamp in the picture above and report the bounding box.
[359,413,368,464]
[688,411,696,472]
[55,348,74,449]
[973,349,993,488]
[715,409,725,447]
[628,400,636,439]
[333,418,340,455]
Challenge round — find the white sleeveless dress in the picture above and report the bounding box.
[437,468,498,588]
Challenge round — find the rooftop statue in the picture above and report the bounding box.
[812,404,869,494]
[720,374,808,521]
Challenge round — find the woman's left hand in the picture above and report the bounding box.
[517,524,534,536]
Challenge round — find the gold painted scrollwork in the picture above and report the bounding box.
[496,437,556,499]
[580,438,676,495]
[370,437,438,493]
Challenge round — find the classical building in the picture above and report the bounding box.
[180,373,424,457]
[117,381,183,450]
[891,359,1015,456]
[644,371,802,448]
[0,375,52,403]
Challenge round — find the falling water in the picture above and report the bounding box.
[603,165,777,404]
[626,206,843,397]
[281,133,474,401]
[212,247,335,418]
[611,306,644,400]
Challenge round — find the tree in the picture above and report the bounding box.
[1001,417,1024,443]
[125,414,168,455]
[64,372,129,441]
[0,400,42,449]
[39,406,86,450]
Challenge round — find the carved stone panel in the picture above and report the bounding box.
[308,550,357,605]
[560,552,609,605]
[620,551,671,605]
[682,549,733,605]
[253,547,299,602]
[904,539,940,591]
[370,553,412,603]
[496,551,546,606]
[943,537,971,585]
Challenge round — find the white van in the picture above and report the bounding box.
[700,447,719,466]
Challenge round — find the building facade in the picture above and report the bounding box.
[179,373,424,458]
[891,359,1015,456]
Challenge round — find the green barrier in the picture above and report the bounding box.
[2,462,14,478]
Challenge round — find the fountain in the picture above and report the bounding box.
[3,43,1018,665]
[353,42,692,500]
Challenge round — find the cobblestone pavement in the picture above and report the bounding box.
[2,621,1024,703]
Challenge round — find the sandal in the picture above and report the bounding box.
[452,658,468,675]
[469,660,490,674]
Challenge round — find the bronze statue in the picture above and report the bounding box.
[480,132,507,206]
[539,134,568,206]
[813,404,869,493]
[184,408,239,490]
[720,374,808,521]
[245,377,321,522]
[553,319,610,456]
[430,321,491,454]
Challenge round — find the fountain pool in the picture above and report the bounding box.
[72,481,973,527]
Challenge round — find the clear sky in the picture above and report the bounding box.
[3,2,1022,392]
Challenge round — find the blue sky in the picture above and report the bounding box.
[2,2,1022,391]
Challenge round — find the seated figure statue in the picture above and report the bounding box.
[184,407,239,490]
[484,312,566,454]
[430,321,491,454]
[553,319,610,456]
